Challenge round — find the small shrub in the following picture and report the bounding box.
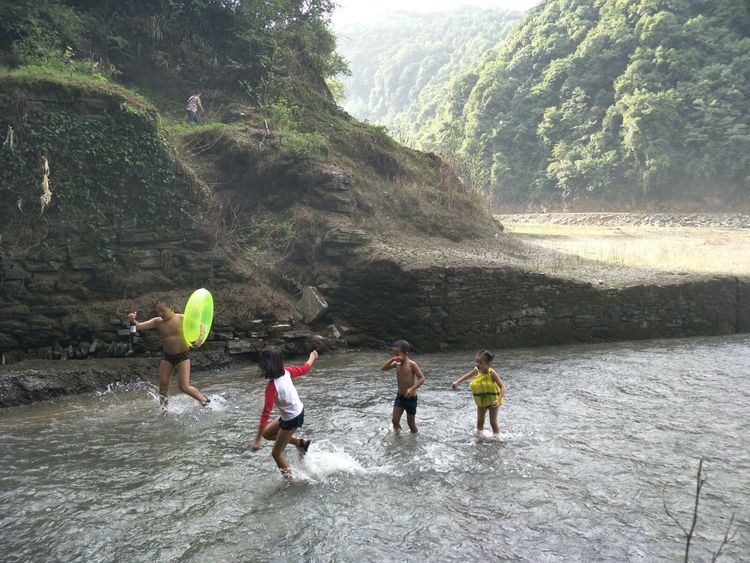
[269,97,297,131]
[279,131,328,162]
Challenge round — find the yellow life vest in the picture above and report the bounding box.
[469,369,503,408]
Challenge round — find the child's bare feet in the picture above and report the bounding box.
[297,438,311,454]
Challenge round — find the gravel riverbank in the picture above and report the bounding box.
[495,212,750,229]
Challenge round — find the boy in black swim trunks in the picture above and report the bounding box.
[128,297,209,413]
[380,340,426,433]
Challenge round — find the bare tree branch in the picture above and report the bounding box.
[683,457,707,562]
[663,457,739,563]
[663,482,690,536]
[711,512,737,563]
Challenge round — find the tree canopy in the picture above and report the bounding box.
[434,0,750,206]
[335,7,521,147]
[0,0,347,106]
[340,0,750,208]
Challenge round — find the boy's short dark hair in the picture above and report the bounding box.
[155,296,177,310]
[392,339,411,354]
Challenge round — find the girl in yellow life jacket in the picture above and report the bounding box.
[451,350,506,439]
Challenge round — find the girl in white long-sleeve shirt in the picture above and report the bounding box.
[251,346,318,480]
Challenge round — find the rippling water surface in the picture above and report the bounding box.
[1,336,749,561]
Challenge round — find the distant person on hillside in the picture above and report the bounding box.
[128,297,209,414]
[451,350,506,440]
[186,91,204,125]
[251,346,319,481]
[380,339,426,433]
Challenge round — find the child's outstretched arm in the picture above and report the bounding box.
[405,361,425,398]
[306,350,319,366]
[287,350,319,379]
[128,311,162,331]
[451,368,477,390]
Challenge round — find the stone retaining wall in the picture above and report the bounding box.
[326,262,749,351]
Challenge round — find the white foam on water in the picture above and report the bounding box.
[145,389,161,404]
[293,439,366,481]
[475,429,502,443]
[160,395,206,416]
[498,430,525,441]
[202,393,229,412]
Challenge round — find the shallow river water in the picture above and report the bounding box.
[1,336,749,562]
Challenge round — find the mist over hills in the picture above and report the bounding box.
[336,7,521,146]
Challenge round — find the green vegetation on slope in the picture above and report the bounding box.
[433,0,750,207]
[0,70,203,217]
[335,7,521,147]
[0,0,495,262]
[0,0,346,109]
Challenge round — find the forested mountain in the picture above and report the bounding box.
[335,8,521,145]
[430,0,750,207]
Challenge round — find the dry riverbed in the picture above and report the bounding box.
[368,213,750,289]
[495,212,750,278]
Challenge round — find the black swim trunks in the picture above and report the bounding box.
[163,350,190,366]
[394,393,418,415]
[279,409,305,430]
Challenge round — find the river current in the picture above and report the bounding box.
[1,336,748,561]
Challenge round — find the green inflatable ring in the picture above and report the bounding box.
[183,288,213,347]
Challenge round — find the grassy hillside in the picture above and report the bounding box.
[0,0,499,337]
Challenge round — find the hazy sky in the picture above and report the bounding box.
[332,0,542,27]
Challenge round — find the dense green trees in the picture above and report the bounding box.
[438,0,750,206]
[341,0,750,208]
[335,8,521,147]
[0,0,346,106]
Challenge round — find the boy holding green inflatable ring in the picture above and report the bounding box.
[128,296,209,413]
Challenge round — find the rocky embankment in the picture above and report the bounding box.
[321,212,750,355]
[0,349,249,408]
[4,212,750,408]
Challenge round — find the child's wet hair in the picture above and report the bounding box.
[392,339,411,354]
[259,345,285,379]
[155,296,177,310]
[476,350,494,363]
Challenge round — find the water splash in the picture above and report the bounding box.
[294,440,365,481]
